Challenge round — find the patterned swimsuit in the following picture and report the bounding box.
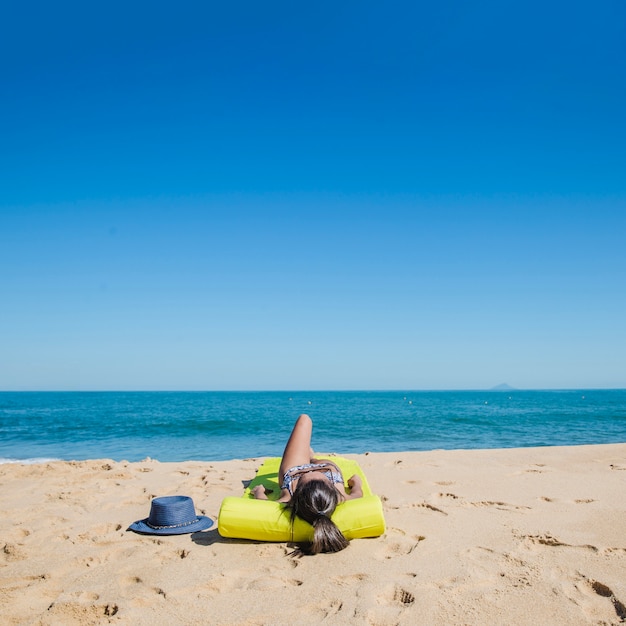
[281,462,344,496]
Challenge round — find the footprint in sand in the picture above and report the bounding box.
[2,542,27,562]
[589,580,626,621]
[320,598,344,620]
[463,545,538,588]
[73,591,100,602]
[46,598,119,621]
[2,572,51,600]
[385,498,447,514]
[518,532,599,552]
[438,492,459,499]
[469,500,530,511]
[413,502,447,515]
[247,576,304,591]
[203,569,254,595]
[377,528,424,559]
[377,584,415,607]
[77,523,124,542]
[366,585,416,625]
[75,554,109,568]
[542,496,595,505]
[331,573,369,588]
[564,573,626,623]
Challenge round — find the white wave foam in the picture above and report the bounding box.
[0,457,62,465]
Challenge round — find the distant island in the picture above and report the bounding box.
[490,383,517,391]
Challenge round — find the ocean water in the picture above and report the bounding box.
[1,390,625,463]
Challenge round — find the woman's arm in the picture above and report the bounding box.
[278,414,313,481]
[344,474,363,500]
[251,484,291,502]
[251,485,269,500]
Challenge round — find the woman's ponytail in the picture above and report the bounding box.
[311,514,349,554]
[288,480,349,555]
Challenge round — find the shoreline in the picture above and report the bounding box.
[3,439,626,466]
[2,443,625,625]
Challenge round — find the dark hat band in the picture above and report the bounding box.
[146,517,200,530]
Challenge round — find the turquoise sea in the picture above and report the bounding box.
[1,390,625,463]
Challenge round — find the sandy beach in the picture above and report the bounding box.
[1,444,625,625]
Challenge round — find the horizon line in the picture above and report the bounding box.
[1,387,624,393]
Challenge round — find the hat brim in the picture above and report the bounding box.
[128,515,214,535]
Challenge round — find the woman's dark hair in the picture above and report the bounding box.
[287,479,349,555]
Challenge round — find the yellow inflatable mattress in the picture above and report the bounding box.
[218,456,385,542]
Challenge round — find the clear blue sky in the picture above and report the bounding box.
[1,1,625,390]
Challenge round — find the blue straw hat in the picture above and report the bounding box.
[129,495,213,535]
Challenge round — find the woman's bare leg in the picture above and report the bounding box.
[279,414,313,479]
